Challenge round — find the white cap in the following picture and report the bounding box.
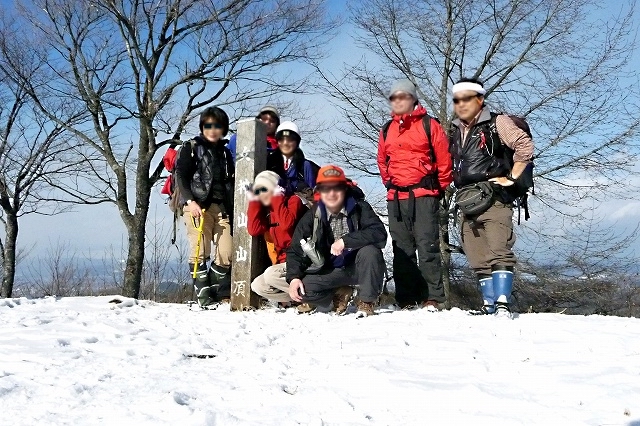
[452,82,487,96]
[275,121,300,141]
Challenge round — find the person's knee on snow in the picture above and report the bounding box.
[286,165,387,316]
[246,170,307,304]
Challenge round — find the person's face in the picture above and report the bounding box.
[201,120,224,143]
[390,92,415,115]
[318,185,346,211]
[453,91,484,122]
[254,187,273,206]
[278,135,298,157]
[259,113,278,135]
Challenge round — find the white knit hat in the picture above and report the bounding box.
[253,171,280,193]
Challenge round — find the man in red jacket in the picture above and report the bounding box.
[248,171,306,303]
[377,79,453,310]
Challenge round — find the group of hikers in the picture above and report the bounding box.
[166,77,535,318]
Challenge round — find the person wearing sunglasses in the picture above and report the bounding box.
[286,165,387,317]
[450,78,534,317]
[226,105,281,162]
[376,79,453,311]
[175,106,235,307]
[246,171,306,306]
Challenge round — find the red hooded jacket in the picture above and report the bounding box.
[377,105,453,200]
[247,194,306,264]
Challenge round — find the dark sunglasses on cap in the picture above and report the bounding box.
[254,187,269,195]
[452,94,481,105]
[203,122,224,130]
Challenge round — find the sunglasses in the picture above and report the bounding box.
[389,94,413,102]
[202,122,223,130]
[253,187,269,195]
[453,95,480,105]
[317,185,346,194]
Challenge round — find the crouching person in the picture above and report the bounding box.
[247,171,306,305]
[286,166,387,317]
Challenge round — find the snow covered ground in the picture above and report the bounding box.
[1,296,639,426]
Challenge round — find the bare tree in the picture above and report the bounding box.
[4,0,335,298]
[316,0,640,304]
[0,25,92,297]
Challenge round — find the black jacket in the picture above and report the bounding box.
[175,136,234,209]
[286,194,387,283]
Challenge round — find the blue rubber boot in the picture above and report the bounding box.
[478,275,495,314]
[492,266,514,315]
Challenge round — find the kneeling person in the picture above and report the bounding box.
[286,166,387,316]
[248,171,306,304]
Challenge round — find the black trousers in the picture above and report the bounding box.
[300,246,384,307]
[389,196,444,306]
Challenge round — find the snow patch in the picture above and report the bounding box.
[0,296,638,425]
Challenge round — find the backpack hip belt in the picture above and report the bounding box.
[389,174,439,222]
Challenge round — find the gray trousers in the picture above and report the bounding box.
[299,245,384,307]
[389,196,444,306]
[461,201,517,276]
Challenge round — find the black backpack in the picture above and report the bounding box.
[487,113,535,222]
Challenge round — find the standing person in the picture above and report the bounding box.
[247,171,306,305]
[286,165,387,317]
[377,79,453,310]
[227,105,280,162]
[175,107,235,307]
[267,121,319,201]
[450,78,534,317]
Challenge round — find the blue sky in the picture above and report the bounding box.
[8,0,640,265]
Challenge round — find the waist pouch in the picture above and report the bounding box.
[455,181,494,217]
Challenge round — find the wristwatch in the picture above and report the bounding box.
[506,175,517,182]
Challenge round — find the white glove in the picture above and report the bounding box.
[245,185,258,202]
[273,185,286,197]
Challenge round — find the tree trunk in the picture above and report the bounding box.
[120,150,153,299]
[1,213,19,298]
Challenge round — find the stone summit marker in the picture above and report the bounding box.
[230,118,267,311]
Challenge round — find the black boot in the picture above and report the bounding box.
[190,263,215,307]
[209,264,231,302]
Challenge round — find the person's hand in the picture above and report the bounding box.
[189,201,203,218]
[273,185,286,197]
[330,239,345,256]
[289,279,305,302]
[245,184,258,202]
[489,177,515,187]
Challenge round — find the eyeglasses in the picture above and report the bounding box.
[453,95,480,105]
[203,122,223,130]
[317,185,346,194]
[390,94,413,102]
[254,187,269,195]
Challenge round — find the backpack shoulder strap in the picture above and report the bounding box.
[311,206,322,243]
[422,115,435,164]
[381,120,393,142]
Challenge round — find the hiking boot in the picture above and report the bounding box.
[296,303,316,314]
[356,300,376,318]
[494,302,513,319]
[422,300,441,312]
[190,263,215,308]
[333,287,353,315]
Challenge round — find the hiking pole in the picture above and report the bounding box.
[191,209,206,301]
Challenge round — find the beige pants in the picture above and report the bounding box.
[184,203,232,266]
[251,263,291,303]
[461,201,517,276]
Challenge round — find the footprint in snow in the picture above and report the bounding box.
[57,338,71,347]
[84,337,98,344]
[173,391,192,406]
